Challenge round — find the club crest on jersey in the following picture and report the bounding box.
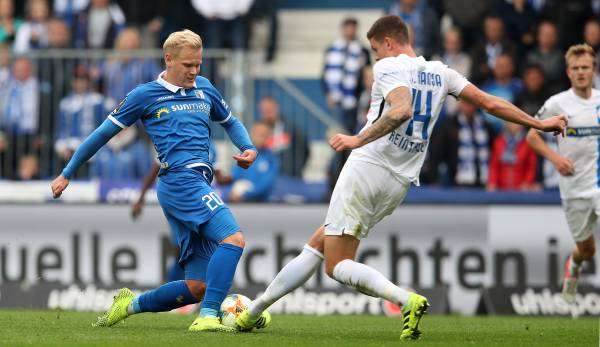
[194,90,205,100]
[156,107,169,118]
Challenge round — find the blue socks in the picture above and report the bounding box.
[199,243,243,317]
[133,280,197,313]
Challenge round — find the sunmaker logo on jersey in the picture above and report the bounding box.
[155,107,169,118]
[170,102,211,114]
[565,126,600,137]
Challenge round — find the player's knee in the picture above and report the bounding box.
[580,243,596,260]
[221,231,245,248]
[185,280,206,301]
[325,258,341,279]
[307,226,325,253]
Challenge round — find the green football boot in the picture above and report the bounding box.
[93,288,135,327]
[235,309,272,332]
[400,293,429,340]
[188,316,237,332]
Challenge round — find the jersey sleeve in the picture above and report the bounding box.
[107,87,146,129]
[535,96,559,120]
[373,58,411,99]
[445,67,470,98]
[208,84,233,123]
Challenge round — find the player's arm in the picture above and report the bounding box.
[51,88,145,199]
[209,87,257,169]
[50,120,122,198]
[526,128,574,176]
[458,84,567,134]
[219,115,257,169]
[131,163,160,219]
[329,86,412,151]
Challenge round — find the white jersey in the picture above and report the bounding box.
[350,54,469,184]
[536,88,600,199]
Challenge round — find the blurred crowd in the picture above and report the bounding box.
[1,0,599,200]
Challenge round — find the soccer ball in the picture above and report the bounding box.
[219,293,252,328]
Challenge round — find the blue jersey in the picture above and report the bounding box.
[106,73,236,171]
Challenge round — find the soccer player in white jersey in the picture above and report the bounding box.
[236,15,567,339]
[527,44,599,304]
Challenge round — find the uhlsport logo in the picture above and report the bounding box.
[156,107,169,118]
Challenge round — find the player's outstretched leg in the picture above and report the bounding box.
[237,228,325,331]
[237,244,322,330]
[324,234,428,340]
[189,232,244,332]
[93,280,202,327]
[563,236,596,304]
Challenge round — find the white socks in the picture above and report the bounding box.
[248,245,324,318]
[332,259,411,305]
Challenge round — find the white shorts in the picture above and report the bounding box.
[324,159,410,239]
[563,196,600,242]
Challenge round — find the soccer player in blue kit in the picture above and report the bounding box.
[50,29,270,332]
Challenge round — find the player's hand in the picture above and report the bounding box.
[551,155,575,176]
[131,200,144,220]
[233,149,257,169]
[50,175,69,199]
[329,134,361,152]
[540,115,568,136]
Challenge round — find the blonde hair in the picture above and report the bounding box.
[565,43,597,66]
[163,30,203,56]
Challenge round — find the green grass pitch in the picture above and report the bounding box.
[0,310,597,346]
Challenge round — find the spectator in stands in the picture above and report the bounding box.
[47,18,71,49]
[0,57,39,179]
[424,101,496,187]
[118,0,164,48]
[470,15,517,84]
[441,0,490,49]
[482,54,523,132]
[514,64,549,118]
[229,122,279,202]
[0,43,10,89]
[55,66,111,169]
[356,66,373,130]
[513,64,559,190]
[514,64,553,190]
[13,0,50,52]
[496,0,537,53]
[16,154,39,180]
[73,0,126,49]
[488,121,537,191]
[190,0,253,50]
[540,0,591,48]
[432,27,471,116]
[526,21,565,92]
[584,19,600,86]
[102,27,160,101]
[90,125,152,180]
[585,18,600,53]
[388,0,439,58]
[0,0,22,46]
[37,18,75,172]
[53,0,89,27]
[259,96,309,178]
[322,17,371,134]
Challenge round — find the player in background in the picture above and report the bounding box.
[236,15,567,340]
[526,44,599,304]
[50,29,269,332]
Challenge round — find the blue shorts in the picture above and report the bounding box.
[157,167,240,281]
